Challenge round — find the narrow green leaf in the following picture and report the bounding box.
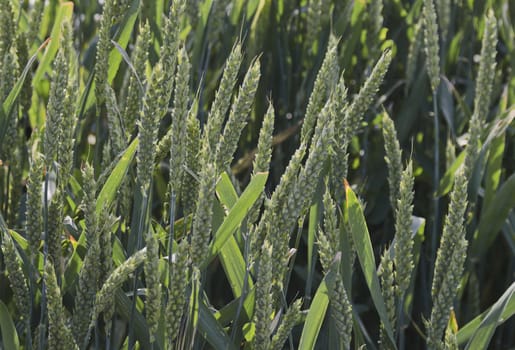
[483,135,505,210]
[306,196,322,302]
[344,180,396,349]
[110,39,144,92]
[298,269,336,350]
[0,301,20,350]
[465,283,515,350]
[205,172,268,266]
[95,138,139,214]
[458,282,515,345]
[215,172,254,314]
[115,289,151,349]
[471,172,515,257]
[216,172,238,208]
[215,288,255,326]
[219,237,253,317]
[199,300,238,350]
[32,2,74,87]
[437,150,466,197]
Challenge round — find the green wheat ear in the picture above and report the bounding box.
[25,152,44,263]
[94,0,131,108]
[0,0,14,61]
[190,162,216,268]
[45,259,79,350]
[72,163,100,348]
[248,102,275,225]
[269,299,303,350]
[144,227,161,344]
[252,240,274,350]
[435,0,450,42]
[122,21,151,139]
[379,249,397,344]
[473,10,498,123]
[382,112,403,213]
[181,100,201,217]
[215,58,261,171]
[406,19,423,92]
[423,0,441,92]
[1,232,30,322]
[427,170,468,348]
[393,161,415,295]
[329,268,353,348]
[301,34,339,145]
[166,239,190,347]
[204,42,243,159]
[91,248,147,329]
[464,10,498,180]
[345,49,392,140]
[318,190,353,347]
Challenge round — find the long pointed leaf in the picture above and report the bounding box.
[458,282,515,346]
[0,301,20,350]
[204,172,268,266]
[344,180,396,349]
[95,138,139,214]
[298,268,336,350]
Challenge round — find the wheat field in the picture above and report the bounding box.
[0,0,514,349]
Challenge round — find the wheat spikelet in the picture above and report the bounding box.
[269,299,302,350]
[190,163,216,267]
[423,0,441,92]
[383,113,403,213]
[301,35,339,145]
[1,233,30,322]
[122,22,151,138]
[215,58,261,170]
[345,49,392,139]
[427,171,468,347]
[166,240,190,346]
[379,249,397,346]
[45,260,79,350]
[26,152,44,262]
[252,240,274,350]
[181,102,201,217]
[204,42,243,158]
[248,102,275,225]
[144,228,161,344]
[91,248,147,327]
[393,161,415,295]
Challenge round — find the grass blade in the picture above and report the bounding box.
[344,180,397,349]
[205,172,268,266]
[465,282,515,350]
[471,172,515,258]
[198,300,238,350]
[0,301,20,350]
[95,138,139,214]
[32,2,74,88]
[298,268,336,350]
[457,282,515,346]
